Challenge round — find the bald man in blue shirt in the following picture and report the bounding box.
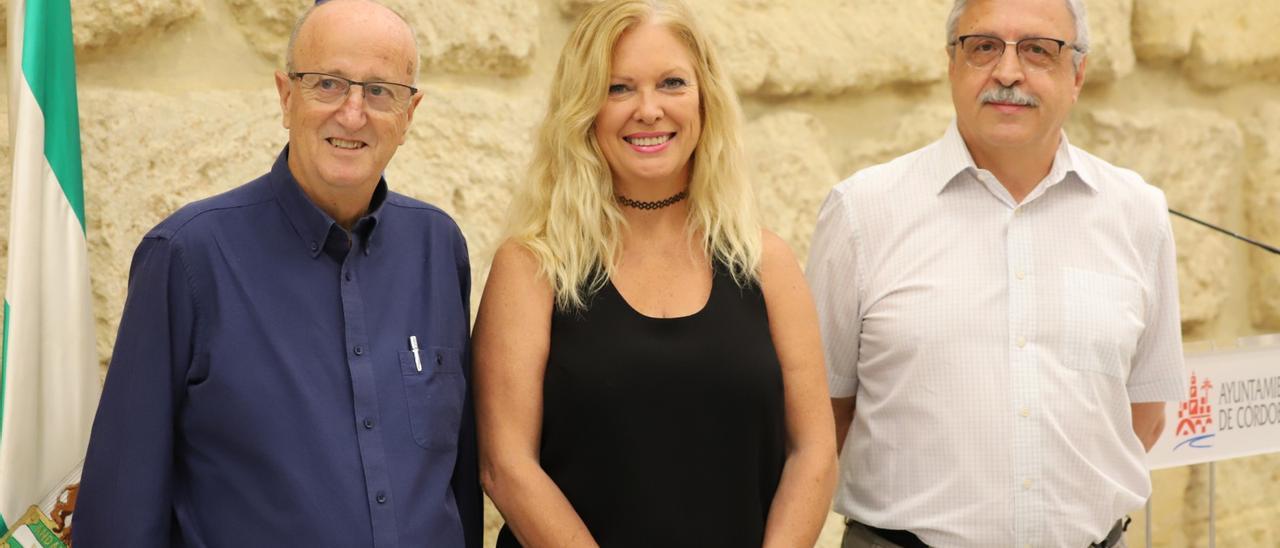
[73,1,480,546]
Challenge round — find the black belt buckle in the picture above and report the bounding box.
[1089,516,1131,548]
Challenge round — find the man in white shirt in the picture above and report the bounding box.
[807,0,1187,546]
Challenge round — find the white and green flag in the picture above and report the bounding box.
[1,0,98,537]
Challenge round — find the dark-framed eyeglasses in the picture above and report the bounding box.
[951,34,1080,72]
[288,72,418,112]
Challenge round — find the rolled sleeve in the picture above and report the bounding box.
[1127,207,1186,403]
[807,187,864,399]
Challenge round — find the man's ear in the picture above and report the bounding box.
[275,71,293,129]
[1071,54,1088,102]
[400,91,425,145]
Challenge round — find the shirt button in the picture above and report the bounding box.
[1015,270,1025,280]
[309,241,319,252]
[1023,479,1033,490]
[364,418,374,429]
[375,492,387,504]
[1016,336,1026,348]
[354,345,364,356]
[344,271,352,282]
[435,353,443,366]
[1019,407,1030,418]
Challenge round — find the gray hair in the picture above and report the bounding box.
[284,0,421,83]
[945,0,1089,71]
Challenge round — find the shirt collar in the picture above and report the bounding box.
[933,120,1099,195]
[1062,134,1100,192]
[267,145,389,258]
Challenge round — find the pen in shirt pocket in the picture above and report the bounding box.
[409,335,423,372]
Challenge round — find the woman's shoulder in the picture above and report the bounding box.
[487,238,555,296]
[755,228,809,302]
[491,238,542,273]
[758,229,798,273]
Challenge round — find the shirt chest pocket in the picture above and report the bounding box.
[399,346,465,450]
[1061,268,1146,379]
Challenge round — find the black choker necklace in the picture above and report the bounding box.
[615,189,688,210]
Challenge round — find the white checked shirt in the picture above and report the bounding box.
[807,122,1187,547]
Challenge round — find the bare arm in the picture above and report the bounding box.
[832,397,855,455]
[758,231,839,548]
[1131,401,1166,452]
[474,242,597,548]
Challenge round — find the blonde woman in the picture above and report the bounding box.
[473,1,836,546]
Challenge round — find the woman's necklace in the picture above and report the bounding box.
[615,188,688,210]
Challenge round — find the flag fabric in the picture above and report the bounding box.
[1,0,98,535]
[0,505,67,547]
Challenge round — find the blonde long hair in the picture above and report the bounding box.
[505,0,761,311]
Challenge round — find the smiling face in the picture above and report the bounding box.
[593,21,702,197]
[948,0,1086,157]
[274,0,422,202]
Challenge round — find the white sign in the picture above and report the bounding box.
[1146,340,1280,470]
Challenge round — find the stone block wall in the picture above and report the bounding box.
[1,0,1278,545]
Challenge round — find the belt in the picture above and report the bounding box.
[1088,516,1131,548]
[848,515,1130,548]
[845,519,928,548]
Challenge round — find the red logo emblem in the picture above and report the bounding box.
[1174,372,1214,450]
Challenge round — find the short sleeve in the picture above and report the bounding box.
[806,187,864,399]
[1127,201,1187,402]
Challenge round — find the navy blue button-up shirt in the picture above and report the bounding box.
[75,148,479,547]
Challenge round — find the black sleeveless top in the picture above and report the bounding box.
[496,265,786,547]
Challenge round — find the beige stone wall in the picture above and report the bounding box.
[1,0,1278,545]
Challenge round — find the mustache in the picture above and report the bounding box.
[980,86,1040,107]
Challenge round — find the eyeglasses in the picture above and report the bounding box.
[952,35,1079,72]
[289,72,418,112]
